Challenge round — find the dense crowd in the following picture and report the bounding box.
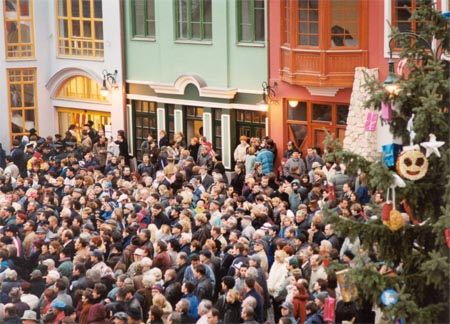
[0,124,390,324]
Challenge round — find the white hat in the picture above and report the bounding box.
[118,194,129,202]
[133,248,145,256]
[21,310,38,322]
[46,270,61,280]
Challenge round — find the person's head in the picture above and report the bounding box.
[112,311,128,324]
[375,192,385,203]
[21,309,39,324]
[279,317,292,324]
[240,306,254,321]
[149,305,164,322]
[305,301,318,314]
[175,298,190,314]
[197,299,213,316]
[167,311,181,324]
[226,288,241,304]
[207,308,220,324]
[221,275,235,292]
[324,223,334,236]
[339,198,349,209]
[310,254,322,267]
[315,291,328,308]
[182,281,195,295]
[194,263,206,279]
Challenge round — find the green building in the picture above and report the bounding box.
[125,0,268,169]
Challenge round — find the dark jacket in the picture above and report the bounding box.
[4,316,21,324]
[330,171,351,200]
[244,288,264,323]
[164,279,182,308]
[231,171,246,195]
[193,275,213,300]
[223,300,242,324]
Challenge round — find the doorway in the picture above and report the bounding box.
[57,108,111,140]
[287,101,348,156]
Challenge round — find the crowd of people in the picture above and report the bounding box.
[0,124,389,324]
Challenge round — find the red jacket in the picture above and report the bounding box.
[152,251,171,274]
[293,293,309,324]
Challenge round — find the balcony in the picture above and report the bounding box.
[280,47,368,88]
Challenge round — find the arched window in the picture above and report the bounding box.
[56,76,107,102]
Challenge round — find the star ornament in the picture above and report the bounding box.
[420,134,445,158]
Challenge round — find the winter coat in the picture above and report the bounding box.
[267,261,289,299]
[193,275,213,300]
[330,171,351,200]
[86,303,109,324]
[284,157,306,177]
[151,251,171,275]
[231,171,246,195]
[223,300,242,324]
[234,143,249,163]
[293,293,309,324]
[255,148,274,175]
[245,154,256,174]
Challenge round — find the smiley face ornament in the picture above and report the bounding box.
[396,149,429,181]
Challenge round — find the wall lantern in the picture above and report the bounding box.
[258,81,278,110]
[288,100,299,108]
[100,69,118,97]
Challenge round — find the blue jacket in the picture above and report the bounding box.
[255,148,274,175]
[183,293,200,319]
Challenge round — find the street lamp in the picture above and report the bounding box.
[383,31,438,95]
[258,81,277,110]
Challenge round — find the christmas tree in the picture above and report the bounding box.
[324,3,449,323]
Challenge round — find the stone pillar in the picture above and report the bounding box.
[343,67,379,160]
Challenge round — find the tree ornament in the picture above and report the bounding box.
[405,114,416,148]
[383,186,405,231]
[381,289,398,307]
[382,144,403,168]
[384,209,405,231]
[364,111,378,132]
[381,102,392,122]
[420,134,445,158]
[445,229,450,248]
[336,269,358,302]
[396,150,428,181]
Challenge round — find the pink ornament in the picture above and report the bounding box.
[365,112,378,132]
[381,102,392,122]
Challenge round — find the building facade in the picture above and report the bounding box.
[267,0,450,159]
[0,0,125,151]
[124,0,268,169]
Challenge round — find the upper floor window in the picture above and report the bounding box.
[391,0,432,48]
[176,0,212,41]
[331,0,358,47]
[286,0,362,49]
[283,0,291,45]
[132,0,155,38]
[298,0,319,46]
[57,0,104,58]
[237,0,265,43]
[3,0,34,59]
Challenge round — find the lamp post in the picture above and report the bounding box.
[383,31,441,95]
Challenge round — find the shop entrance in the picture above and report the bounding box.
[57,108,111,140]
